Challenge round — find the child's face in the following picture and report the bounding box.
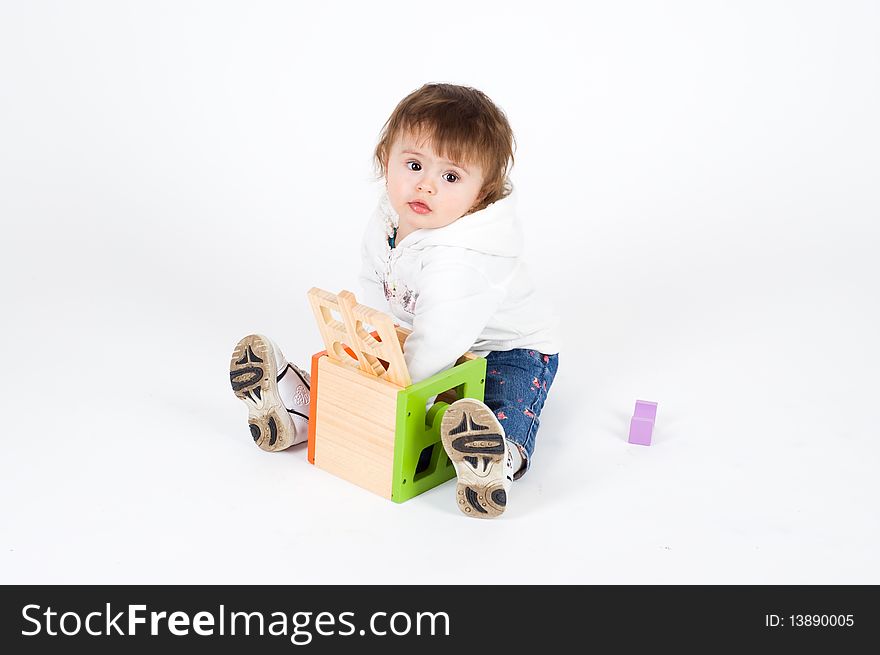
[385,131,485,234]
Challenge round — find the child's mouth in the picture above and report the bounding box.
[408,201,431,215]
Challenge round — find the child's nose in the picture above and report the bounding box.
[416,179,435,195]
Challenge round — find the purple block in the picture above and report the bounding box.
[633,400,658,422]
[628,417,654,446]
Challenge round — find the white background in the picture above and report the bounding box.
[1,1,878,584]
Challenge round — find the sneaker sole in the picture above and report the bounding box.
[229,334,296,452]
[440,399,508,519]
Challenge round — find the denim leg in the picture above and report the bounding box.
[483,349,559,479]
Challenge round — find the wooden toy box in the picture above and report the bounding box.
[306,288,486,502]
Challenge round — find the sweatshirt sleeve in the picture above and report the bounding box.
[404,259,503,383]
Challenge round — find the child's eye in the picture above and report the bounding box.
[406,161,421,171]
[443,172,459,183]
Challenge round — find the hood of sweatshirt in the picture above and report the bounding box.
[381,190,524,258]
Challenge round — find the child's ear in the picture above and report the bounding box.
[472,190,488,211]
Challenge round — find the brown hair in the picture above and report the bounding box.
[374,83,515,213]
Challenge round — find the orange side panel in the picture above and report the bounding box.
[307,351,326,465]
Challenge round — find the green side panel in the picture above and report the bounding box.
[390,357,487,503]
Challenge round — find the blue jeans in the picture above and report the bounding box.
[484,348,559,479]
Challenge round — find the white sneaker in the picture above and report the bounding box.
[440,398,514,519]
[229,334,310,452]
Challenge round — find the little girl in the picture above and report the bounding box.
[231,83,560,519]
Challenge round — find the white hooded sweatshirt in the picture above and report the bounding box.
[359,190,560,383]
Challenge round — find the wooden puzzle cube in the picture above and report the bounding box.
[306,288,486,502]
